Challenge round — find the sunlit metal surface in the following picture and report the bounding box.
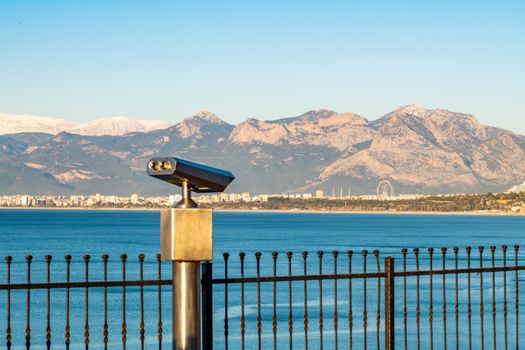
[160,208,213,262]
[173,262,201,350]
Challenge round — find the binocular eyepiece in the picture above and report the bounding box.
[148,160,173,172]
[147,157,235,193]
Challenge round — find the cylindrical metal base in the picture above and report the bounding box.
[173,261,201,350]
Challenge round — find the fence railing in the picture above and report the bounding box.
[0,254,172,350]
[1,245,523,349]
[208,245,524,350]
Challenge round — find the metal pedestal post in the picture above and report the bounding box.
[173,261,202,350]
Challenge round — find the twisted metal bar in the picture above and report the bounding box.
[25,255,32,350]
[490,246,496,350]
[502,246,508,350]
[374,250,381,350]
[333,251,339,350]
[466,246,472,350]
[84,255,90,350]
[514,245,519,348]
[6,256,12,350]
[302,251,309,350]
[318,251,324,350]
[287,252,293,350]
[414,248,421,350]
[65,255,71,350]
[429,248,434,350]
[348,250,353,350]
[239,252,246,350]
[139,254,145,350]
[102,255,109,350]
[441,248,447,350]
[363,250,368,350]
[272,252,278,350]
[157,254,163,350]
[46,255,52,350]
[224,252,230,350]
[402,248,408,350]
[256,252,262,350]
[453,247,459,350]
[121,254,127,350]
[479,246,485,350]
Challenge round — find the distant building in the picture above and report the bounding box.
[20,195,30,207]
[315,190,324,199]
[131,194,139,204]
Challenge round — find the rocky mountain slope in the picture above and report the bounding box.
[0,106,523,195]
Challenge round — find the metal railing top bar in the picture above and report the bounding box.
[210,264,525,284]
[0,279,172,290]
[211,271,386,284]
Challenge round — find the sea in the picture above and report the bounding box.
[0,209,524,349]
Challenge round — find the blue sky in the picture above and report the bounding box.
[1,1,524,133]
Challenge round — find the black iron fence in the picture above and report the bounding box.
[1,245,524,349]
[0,254,172,350]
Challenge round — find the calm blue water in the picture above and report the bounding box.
[0,209,524,349]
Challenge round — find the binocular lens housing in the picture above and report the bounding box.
[147,157,235,193]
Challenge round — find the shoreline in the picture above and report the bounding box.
[0,206,520,216]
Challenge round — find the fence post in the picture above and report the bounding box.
[202,262,213,350]
[385,257,395,350]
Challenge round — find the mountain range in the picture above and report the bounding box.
[0,105,524,196]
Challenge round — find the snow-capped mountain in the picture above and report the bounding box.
[0,113,77,135]
[66,116,149,136]
[0,114,174,136]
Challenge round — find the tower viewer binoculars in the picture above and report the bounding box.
[147,157,235,193]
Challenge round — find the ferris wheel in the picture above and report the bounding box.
[376,180,394,200]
